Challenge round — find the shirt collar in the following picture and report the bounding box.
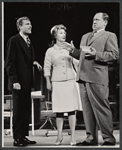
[54,44,64,50]
[95,28,105,34]
[19,31,28,42]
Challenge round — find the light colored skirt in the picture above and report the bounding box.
[52,80,82,113]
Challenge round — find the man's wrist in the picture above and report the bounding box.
[70,48,75,53]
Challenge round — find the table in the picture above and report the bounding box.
[31,94,45,136]
[4,94,45,136]
[4,95,13,136]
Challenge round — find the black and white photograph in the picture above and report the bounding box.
[2,1,120,148]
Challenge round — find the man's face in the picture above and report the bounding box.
[19,20,32,35]
[92,13,107,31]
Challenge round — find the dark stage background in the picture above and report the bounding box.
[4,2,120,127]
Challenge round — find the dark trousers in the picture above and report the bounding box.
[12,89,31,139]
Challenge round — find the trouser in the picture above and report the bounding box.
[79,82,116,144]
[12,89,31,139]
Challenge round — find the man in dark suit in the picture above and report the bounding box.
[64,12,119,146]
[5,16,42,146]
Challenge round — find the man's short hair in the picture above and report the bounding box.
[102,13,109,22]
[16,16,30,31]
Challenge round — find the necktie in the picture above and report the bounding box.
[26,37,31,60]
[88,30,97,41]
[26,37,31,47]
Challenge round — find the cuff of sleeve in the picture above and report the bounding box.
[44,73,50,77]
[95,52,101,61]
[11,78,18,85]
[70,49,75,54]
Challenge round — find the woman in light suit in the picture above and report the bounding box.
[44,24,82,146]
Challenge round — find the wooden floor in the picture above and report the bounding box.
[3,129,120,148]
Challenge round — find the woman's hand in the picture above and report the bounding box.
[63,41,75,52]
[47,81,52,91]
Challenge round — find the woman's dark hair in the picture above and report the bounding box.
[49,24,67,47]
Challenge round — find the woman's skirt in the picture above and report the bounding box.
[52,80,82,113]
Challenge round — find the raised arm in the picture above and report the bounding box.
[63,41,81,60]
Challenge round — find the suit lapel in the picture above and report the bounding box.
[17,34,32,63]
[87,30,105,46]
[30,44,35,62]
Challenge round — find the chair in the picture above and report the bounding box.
[39,101,57,137]
[4,111,13,136]
[31,91,45,136]
[39,101,71,137]
[4,93,45,136]
[4,95,13,136]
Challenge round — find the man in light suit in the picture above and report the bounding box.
[64,12,119,146]
[5,16,42,146]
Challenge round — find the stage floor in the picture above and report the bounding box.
[3,129,120,148]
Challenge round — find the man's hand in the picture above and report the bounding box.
[33,61,42,71]
[63,41,75,52]
[13,83,21,90]
[85,47,96,58]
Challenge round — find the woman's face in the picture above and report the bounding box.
[55,29,66,42]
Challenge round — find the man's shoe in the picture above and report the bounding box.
[23,137,36,144]
[13,139,28,146]
[76,141,98,146]
[101,141,115,146]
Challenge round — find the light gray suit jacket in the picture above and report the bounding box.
[70,30,119,86]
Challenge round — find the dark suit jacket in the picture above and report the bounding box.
[5,34,35,91]
[70,30,119,86]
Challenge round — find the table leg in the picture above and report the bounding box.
[31,98,34,136]
[10,99,13,136]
